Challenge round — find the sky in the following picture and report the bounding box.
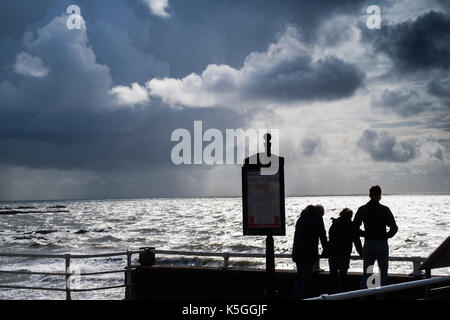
[0,0,449,200]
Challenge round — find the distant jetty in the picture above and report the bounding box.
[0,205,69,215]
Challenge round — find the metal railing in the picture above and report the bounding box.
[0,249,428,300]
[0,250,143,300]
[306,275,450,300]
[153,249,426,275]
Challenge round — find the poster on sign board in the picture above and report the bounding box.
[242,160,285,236]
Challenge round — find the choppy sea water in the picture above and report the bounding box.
[0,195,449,300]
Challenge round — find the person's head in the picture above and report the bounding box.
[315,205,325,216]
[339,208,353,220]
[301,205,316,217]
[369,185,382,202]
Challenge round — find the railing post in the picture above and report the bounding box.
[126,251,132,300]
[412,258,423,276]
[223,253,230,270]
[65,254,71,301]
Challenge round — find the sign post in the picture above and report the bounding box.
[242,134,285,298]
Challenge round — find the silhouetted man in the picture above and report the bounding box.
[354,185,398,298]
[292,205,328,299]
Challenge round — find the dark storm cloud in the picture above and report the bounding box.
[357,130,419,162]
[371,89,433,117]
[2,0,364,81]
[0,0,364,185]
[145,0,366,77]
[147,26,365,107]
[1,0,367,95]
[0,1,57,82]
[0,0,168,86]
[74,0,171,85]
[2,0,448,200]
[0,11,250,172]
[245,56,364,103]
[0,106,250,172]
[1,0,368,180]
[363,11,450,73]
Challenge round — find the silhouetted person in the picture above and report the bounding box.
[354,185,398,299]
[292,205,328,299]
[327,208,363,294]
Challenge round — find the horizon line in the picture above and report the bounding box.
[1,191,449,203]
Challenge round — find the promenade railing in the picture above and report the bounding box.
[0,249,428,300]
[0,251,140,300]
[152,250,426,275]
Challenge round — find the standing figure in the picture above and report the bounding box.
[292,205,328,300]
[327,208,363,294]
[354,185,398,299]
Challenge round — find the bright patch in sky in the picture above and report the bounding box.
[14,52,49,77]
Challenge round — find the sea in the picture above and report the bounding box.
[0,194,449,300]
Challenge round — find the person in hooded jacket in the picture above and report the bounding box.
[291,205,328,299]
[326,208,363,294]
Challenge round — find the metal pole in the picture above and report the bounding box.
[265,235,276,298]
[65,254,71,301]
[126,251,132,300]
[306,275,450,300]
[223,253,230,270]
[425,268,431,299]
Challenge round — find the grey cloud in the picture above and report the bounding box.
[358,130,447,163]
[363,11,450,73]
[435,0,450,13]
[317,15,356,48]
[357,130,419,162]
[1,15,114,112]
[147,26,365,108]
[426,114,450,132]
[427,80,450,108]
[371,89,432,117]
[88,20,170,85]
[432,146,445,160]
[420,136,447,161]
[245,56,364,103]
[370,120,422,129]
[302,137,322,157]
[428,80,450,98]
[75,0,171,85]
